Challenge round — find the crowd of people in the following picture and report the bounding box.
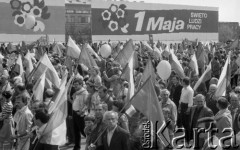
[0,39,239,150]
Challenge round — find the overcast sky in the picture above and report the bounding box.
[129,0,240,23]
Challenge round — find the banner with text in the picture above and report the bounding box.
[91,1,218,41]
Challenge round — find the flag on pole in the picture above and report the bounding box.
[169,51,185,79]
[115,39,135,68]
[29,53,60,87]
[189,53,199,76]
[67,36,81,58]
[193,61,212,91]
[85,43,101,61]
[129,77,170,146]
[140,59,155,85]
[79,45,98,69]
[32,68,47,102]
[121,51,135,104]
[41,74,74,145]
[12,54,24,77]
[215,53,231,97]
[24,51,34,77]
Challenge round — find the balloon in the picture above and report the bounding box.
[25,14,35,29]
[157,60,171,80]
[100,44,112,58]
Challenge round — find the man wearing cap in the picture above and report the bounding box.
[69,78,88,150]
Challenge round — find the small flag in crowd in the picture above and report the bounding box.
[194,61,212,91]
[67,36,81,58]
[29,53,60,87]
[115,39,135,68]
[215,53,231,97]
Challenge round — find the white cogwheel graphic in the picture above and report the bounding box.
[116,8,125,19]
[102,10,111,21]
[108,20,118,32]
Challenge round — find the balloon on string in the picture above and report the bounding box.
[25,14,36,30]
[157,60,171,80]
[100,44,112,58]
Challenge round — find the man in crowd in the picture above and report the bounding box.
[69,78,88,150]
[102,111,130,150]
[13,92,33,150]
[98,86,113,111]
[188,94,213,149]
[159,89,177,140]
[178,77,194,144]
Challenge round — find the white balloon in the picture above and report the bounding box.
[25,14,36,30]
[157,60,171,80]
[100,44,112,58]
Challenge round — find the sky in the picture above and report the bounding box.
[129,0,240,23]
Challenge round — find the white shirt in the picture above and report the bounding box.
[107,125,117,146]
[179,85,194,107]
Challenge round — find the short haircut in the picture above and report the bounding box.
[103,111,119,121]
[84,115,95,122]
[35,109,50,124]
[217,97,229,109]
[74,78,84,85]
[99,86,108,93]
[195,94,205,101]
[183,77,190,85]
[161,89,170,95]
[16,92,30,105]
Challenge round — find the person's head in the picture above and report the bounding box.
[108,88,114,96]
[84,115,95,127]
[171,76,179,85]
[45,89,55,99]
[197,117,217,139]
[98,86,108,99]
[195,94,205,108]
[15,83,26,94]
[34,109,50,127]
[2,91,12,102]
[103,111,119,130]
[217,97,229,110]
[182,77,190,87]
[159,81,166,89]
[112,101,124,112]
[230,93,239,107]
[160,89,170,103]
[15,92,30,109]
[95,104,107,123]
[234,86,240,97]
[209,77,218,85]
[91,66,100,76]
[162,107,171,121]
[73,78,84,91]
[209,84,217,94]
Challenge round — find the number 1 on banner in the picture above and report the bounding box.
[135,11,146,31]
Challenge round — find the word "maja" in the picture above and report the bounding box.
[135,11,184,32]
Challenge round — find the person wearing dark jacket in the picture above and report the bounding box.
[102,111,130,150]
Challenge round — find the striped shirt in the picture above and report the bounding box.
[1,101,13,119]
